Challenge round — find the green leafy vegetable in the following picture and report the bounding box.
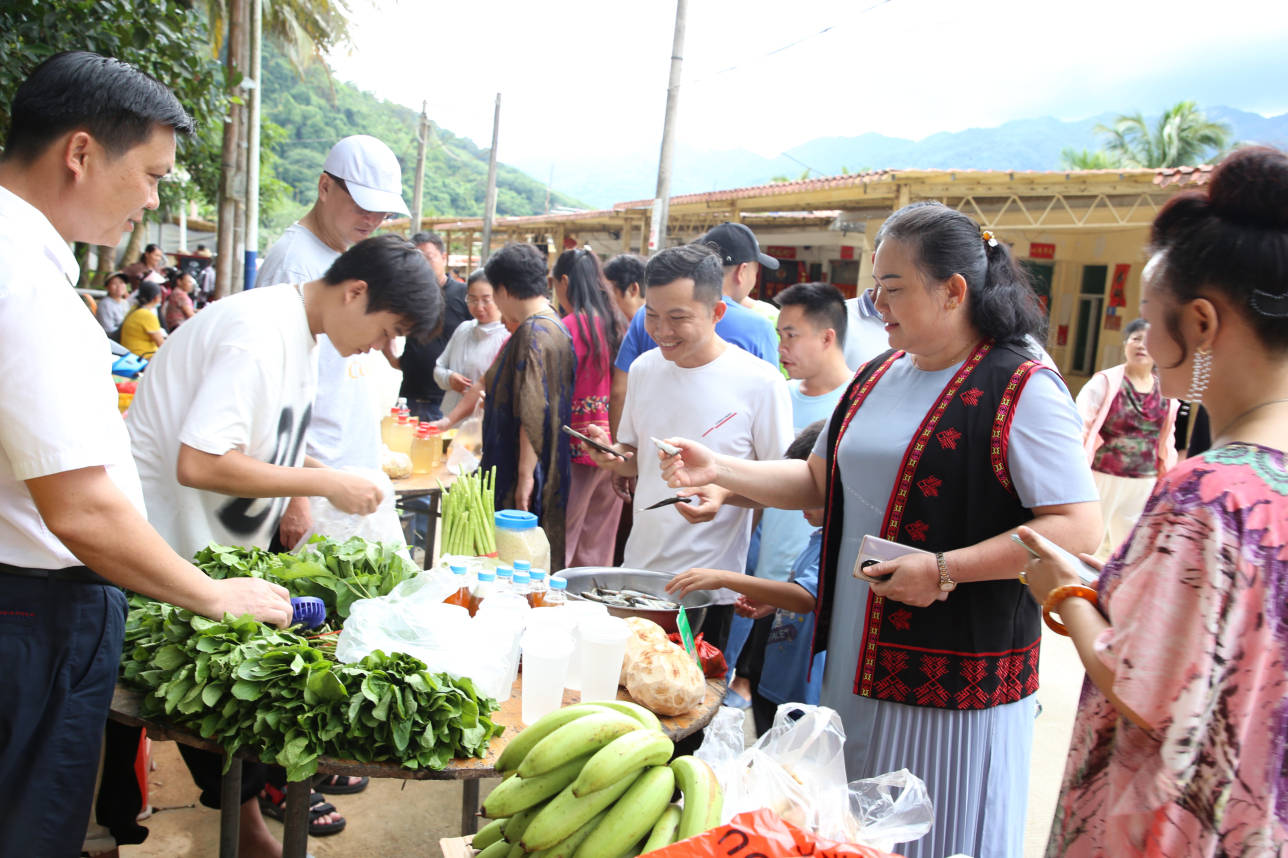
[120,601,501,781]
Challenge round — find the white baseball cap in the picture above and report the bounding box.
[322,135,410,217]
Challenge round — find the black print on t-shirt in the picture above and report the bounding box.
[216,403,312,538]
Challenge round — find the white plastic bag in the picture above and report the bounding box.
[299,467,409,557]
[707,702,933,850]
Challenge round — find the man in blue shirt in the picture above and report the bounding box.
[609,224,780,435]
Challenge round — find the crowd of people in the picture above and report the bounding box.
[1,49,1285,858]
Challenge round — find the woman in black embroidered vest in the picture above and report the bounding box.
[660,202,1101,858]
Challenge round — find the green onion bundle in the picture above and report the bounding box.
[439,466,497,556]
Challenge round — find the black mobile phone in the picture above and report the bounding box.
[860,559,893,581]
[561,424,625,459]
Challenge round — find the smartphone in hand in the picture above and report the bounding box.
[1011,532,1100,585]
[561,424,626,460]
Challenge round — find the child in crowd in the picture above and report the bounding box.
[665,421,826,733]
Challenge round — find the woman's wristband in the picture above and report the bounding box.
[1041,585,1099,636]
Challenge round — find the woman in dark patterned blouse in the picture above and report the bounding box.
[1075,318,1180,559]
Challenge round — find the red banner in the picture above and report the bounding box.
[764,246,797,260]
[1029,242,1055,260]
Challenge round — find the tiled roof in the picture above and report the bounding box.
[613,170,896,210]
[1153,165,1214,188]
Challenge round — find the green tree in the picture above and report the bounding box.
[1060,147,1123,170]
[1093,101,1231,168]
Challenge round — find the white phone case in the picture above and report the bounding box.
[854,534,932,579]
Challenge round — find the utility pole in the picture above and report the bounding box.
[411,101,428,237]
[651,0,687,252]
[243,0,262,288]
[215,0,247,298]
[481,93,501,261]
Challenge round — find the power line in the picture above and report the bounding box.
[690,0,897,85]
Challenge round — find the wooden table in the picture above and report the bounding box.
[110,676,725,858]
[391,466,456,568]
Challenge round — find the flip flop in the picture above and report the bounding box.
[258,785,347,836]
[315,774,369,795]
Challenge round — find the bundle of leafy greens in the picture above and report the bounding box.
[121,601,501,780]
[194,535,418,623]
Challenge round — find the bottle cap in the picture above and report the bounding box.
[416,424,432,438]
[530,569,546,582]
[495,510,539,530]
[477,569,496,582]
[427,425,442,435]
[513,559,532,571]
[449,565,466,576]
[549,576,567,590]
[397,414,409,424]
[495,567,513,579]
[512,571,530,585]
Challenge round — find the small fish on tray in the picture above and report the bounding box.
[574,584,681,611]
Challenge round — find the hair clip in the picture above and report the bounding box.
[1250,288,1288,318]
[981,230,999,248]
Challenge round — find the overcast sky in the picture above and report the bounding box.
[329,0,1288,163]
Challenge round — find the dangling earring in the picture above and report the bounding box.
[1187,346,1212,402]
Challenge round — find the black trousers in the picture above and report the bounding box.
[0,569,126,858]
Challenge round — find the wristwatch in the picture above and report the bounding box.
[935,552,956,592]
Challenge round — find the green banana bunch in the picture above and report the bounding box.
[590,700,665,732]
[571,730,674,797]
[502,804,544,844]
[670,755,724,841]
[517,711,641,778]
[520,770,643,851]
[573,765,675,858]
[473,838,510,858]
[495,703,611,774]
[472,818,507,851]
[484,753,592,818]
[526,809,607,858]
[640,804,682,854]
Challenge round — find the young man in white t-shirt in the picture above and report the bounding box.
[584,243,792,650]
[125,234,441,845]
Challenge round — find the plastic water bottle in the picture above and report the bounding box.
[511,569,530,604]
[495,566,514,594]
[470,568,496,617]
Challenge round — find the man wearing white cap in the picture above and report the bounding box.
[255,135,410,554]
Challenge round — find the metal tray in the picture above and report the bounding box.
[558,567,716,634]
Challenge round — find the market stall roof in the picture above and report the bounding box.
[388,164,1214,239]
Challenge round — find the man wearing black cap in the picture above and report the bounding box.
[702,221,783,325]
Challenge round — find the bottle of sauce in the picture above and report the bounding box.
[426,425,443,471]
[380,406,400,448]
[540,575,567,608]
[410,424,437,474]
[510,569,530,605]
[442,564,472,611]
[495,566,513,595]
[470,568,496,617]
[391,413,414,456]
[521,562,547,608]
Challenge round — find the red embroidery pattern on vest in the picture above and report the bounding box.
[904,520,929,542]
[936,427,961,450]
[875,650,909,699]
[916,475,942,497]
[889,608,912,631]
[993,653,1024,706]
[956,658,990,709]
[990,361,1038,493]
[1024,646,1041,695]
[961,387,983,406]
[915,656,950,707]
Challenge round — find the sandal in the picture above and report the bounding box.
[315,774,369,795]
[258,785,347,836]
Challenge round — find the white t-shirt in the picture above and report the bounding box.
[256,223,381,469]
[0,186,147,569]
[617,343,792,602]
[843,292,890,372]
[126,284,318,559]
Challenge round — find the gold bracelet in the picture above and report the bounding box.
[1041,585,1098,636]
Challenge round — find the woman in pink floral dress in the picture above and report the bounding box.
[1019,146,1288,857]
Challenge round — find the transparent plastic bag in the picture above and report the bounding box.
[299,467,409,559]
[710,703,933,850]
[695,706,747,771]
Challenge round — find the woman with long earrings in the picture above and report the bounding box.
[1020,146,1288,856]
[551,247,628,566]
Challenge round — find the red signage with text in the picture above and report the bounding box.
[1029,242,1055,260]
[764,246,797,260]
[839,245,855,260]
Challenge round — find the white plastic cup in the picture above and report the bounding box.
[520,628,574,725]
[577,616,630,703]
[563,602,609,691]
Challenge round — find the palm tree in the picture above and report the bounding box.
[1093,101,1231,168]
[1060,147,1122,170]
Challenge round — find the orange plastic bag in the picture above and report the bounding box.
[645,808,906,858]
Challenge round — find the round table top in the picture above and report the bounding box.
[110,676,726,781]
[390,466,457,498]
